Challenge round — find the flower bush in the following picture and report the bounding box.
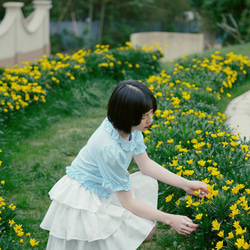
[0,41,163,123]
[0,190,39,249]
[144,51,250,249]
[0,42,163,249]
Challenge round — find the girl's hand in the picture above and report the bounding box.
[184,180,209,198]
[168,214,198,235]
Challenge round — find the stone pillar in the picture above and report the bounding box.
[31,1,52,56]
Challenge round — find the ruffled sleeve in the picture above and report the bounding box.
[132,130,147,155]
[97,144,131,192]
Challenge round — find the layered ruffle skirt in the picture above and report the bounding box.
[40,172,158,250]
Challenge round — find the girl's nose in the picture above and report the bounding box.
[148,115,153,124]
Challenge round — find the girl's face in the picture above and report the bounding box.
[132,109,154,132]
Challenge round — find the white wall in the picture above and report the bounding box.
[130,32,204,61]
[0,1,52,67]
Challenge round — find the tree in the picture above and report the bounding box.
[189,0,249,44]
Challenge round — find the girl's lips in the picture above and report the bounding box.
[145,125,150,129]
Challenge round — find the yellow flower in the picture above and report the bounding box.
[176,166,183,170]
[206,87,213,92]
[195,213,203,220]
[197,160,206,167]
[156,141,163,148]
[227,232,234,239]
[186,159,193,165]
[30,238,39,246]
[13,224,22,233]
[217,132,225,137]
[8,203,16,210]
[151,124,159,129]
[192,201,200,206]
[176,198,180,206]
[226,180,234,185]
[9,220,15,227]
[169,159,178,167]
[125,41,132,47]
[235,226,247,236]
[183,170,194,176]
[222,186,230,191]
[235,235,246,249]
[230,141,239,147]
[154,109,161,117]
[231,135,239,140]
[212,219,220,231]
[232,184,245,194]
[182,91,191,100]
[202,178,209,184]
[165,194,174,202]
[215,241,223,250]
[186,199,192,207]
[17,230,24,237]
[167,139,174,143]
[243,242,250,249]
[191,139,198,144]
[195,130,202,135]
[217,230,224,237]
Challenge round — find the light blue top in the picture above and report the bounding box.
[66,118,147,197]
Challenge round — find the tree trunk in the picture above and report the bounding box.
[217,13,244,44]
[51,0,73,35]
[87,0,94,48]
[98,0,106,44]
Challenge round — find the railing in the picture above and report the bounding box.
[0,1,52,67]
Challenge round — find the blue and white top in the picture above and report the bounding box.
[66,118,147,198]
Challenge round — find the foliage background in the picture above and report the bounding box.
[1,0,249,51]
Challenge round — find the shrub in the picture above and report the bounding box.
[0,42,163,123]
[144,51,250,249]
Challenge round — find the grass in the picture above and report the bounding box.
[1,42,250,249]
[217,78,250,113]
[1,76,116,249]
[4,111,107,249]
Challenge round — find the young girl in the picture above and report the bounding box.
[41,79,208,250]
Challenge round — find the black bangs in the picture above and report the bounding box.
[130,88,156,126]
[107,80,157,134]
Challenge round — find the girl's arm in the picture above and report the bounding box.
[115,189,198,235]
[133,151,208,196]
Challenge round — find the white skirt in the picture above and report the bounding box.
[40,171,158,250]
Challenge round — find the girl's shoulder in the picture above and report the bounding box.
[87,118,119,149]
[88,118,145,153]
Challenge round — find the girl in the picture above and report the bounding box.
[41,79,208,250]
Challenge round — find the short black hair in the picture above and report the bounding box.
[107,79,157,134]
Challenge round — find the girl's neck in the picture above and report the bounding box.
[118,131,131,141]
